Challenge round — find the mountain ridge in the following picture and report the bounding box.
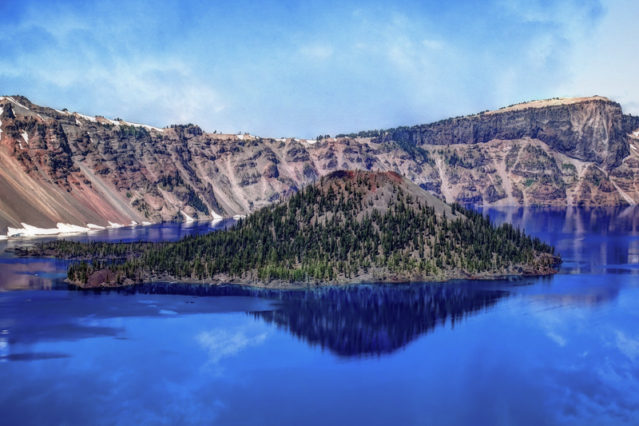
[1,94,639,236]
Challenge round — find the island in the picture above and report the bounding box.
[19,170,560,288]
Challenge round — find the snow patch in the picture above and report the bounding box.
[0,234,7,241]
[108,221,124,228]
[6,222,90,238]
[211,210,223,221]
[21,131,29,145]
[57,223,91,234]
[119,120,162,132]
[6,97,28,110]
[233,214,246,220]
[305,139,317,144]
[87,223,106,230]
[74,113,97,123]
[133,123,162,132]
[237,134,244,140]
[130,221,138,226]
[633,130,639,137]
[142,221,152,226]
[181,211,195,223]
[632,145,637,151]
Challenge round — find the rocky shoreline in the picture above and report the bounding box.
[66,257,561,291]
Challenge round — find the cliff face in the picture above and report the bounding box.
[1,95,638,235]
[383,97,629,170]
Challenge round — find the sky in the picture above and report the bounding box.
[0,0,637,138]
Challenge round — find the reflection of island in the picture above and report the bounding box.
[251,283,511,357]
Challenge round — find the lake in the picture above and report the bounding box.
[1,209,639,425]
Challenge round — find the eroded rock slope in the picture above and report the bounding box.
[1,95,638,234]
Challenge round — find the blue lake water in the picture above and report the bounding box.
[1,209,639,425]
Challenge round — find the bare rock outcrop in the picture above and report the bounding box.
[1,95,639,234]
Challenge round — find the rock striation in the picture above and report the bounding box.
[1,95,639,234]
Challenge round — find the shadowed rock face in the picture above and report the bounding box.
[1,95,639,234]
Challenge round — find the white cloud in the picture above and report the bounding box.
[1,0,637,138]
[561,0,639,114]
[421,39,444,50]
[299,44,334,61]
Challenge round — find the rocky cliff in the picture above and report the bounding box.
[1,95,638,235]
[380,97,629,169]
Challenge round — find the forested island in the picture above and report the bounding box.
[19,170,560,289]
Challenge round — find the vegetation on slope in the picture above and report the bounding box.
[27,171,558,287]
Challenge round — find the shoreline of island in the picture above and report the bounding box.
[63,255,560,291]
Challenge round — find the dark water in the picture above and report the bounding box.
[1,210,639,425]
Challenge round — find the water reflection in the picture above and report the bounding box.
[482,206,639,275]
[252,282,515,357]
[0,289,274,362]
[0,220,234,291]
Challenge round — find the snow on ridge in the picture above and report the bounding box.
[305,139,317,144]
[74,112,97,123]
[6,97,29,110]
[119,120,162,132]
[133,123,162,132]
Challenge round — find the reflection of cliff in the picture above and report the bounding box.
[485,206,639,274]
[252,284,510,357]
[0,258,68,291]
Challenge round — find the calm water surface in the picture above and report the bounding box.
[1,210,639,425]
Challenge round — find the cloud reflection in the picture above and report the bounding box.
[197,326,269,365]
[615,331,639,362]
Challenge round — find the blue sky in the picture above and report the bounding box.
[0,0,637,138]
